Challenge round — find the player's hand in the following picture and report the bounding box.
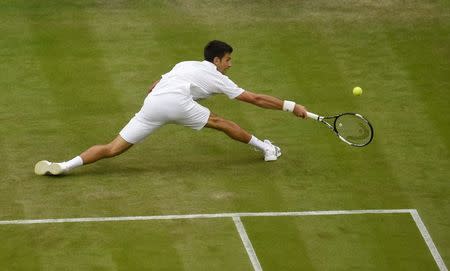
[293,104,307,119]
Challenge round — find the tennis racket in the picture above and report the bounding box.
[306,112,374,147]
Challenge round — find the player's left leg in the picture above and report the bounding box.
[34,110,163,176]
[34,135,133,176]
[35,93,171,176]
[79,135,133,165]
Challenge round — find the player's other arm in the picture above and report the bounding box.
[147,79,160,94]
[236,90,307,118]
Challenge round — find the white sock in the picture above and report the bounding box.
[248,135,268,151]
[61,156,83,172]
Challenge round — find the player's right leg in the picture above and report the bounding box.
[174,97,281,161]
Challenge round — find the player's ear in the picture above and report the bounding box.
[213,56,221,65]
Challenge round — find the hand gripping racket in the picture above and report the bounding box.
[306,112,374,147]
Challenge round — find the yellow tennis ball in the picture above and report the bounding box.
[353,86,363,96]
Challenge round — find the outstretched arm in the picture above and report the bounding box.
[235,90,308,118]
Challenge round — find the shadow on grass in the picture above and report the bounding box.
[48,155,264,180]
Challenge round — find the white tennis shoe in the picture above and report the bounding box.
[34,160,66,176]
[263,140,282,161]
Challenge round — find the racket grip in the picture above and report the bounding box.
[306,112,320,120]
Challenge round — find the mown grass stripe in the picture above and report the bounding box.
[24,3,126,139]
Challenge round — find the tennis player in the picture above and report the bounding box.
[35,40,307,175]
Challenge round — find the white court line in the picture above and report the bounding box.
[410,210,448,271]
[233,216,263,271]
[0,209,413,225]
[0,209,446,270]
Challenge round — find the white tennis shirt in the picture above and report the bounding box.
[151,60,245,100]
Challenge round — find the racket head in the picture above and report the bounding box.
[333,113,374,147]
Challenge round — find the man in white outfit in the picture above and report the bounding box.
[35,40,308,176]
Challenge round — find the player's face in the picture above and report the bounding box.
[214,53,232,74]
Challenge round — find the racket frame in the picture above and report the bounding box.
[306,112,374,147]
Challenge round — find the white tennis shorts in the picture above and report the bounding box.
[119,93,210,144]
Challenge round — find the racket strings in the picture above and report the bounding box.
[335,114,372,146]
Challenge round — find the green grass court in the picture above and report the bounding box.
[1,1,449,270]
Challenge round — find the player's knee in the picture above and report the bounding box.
[207,115,223,128]
[207,115,242,134]
[210,116,231,129]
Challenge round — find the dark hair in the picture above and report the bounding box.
[204,40,233,62]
